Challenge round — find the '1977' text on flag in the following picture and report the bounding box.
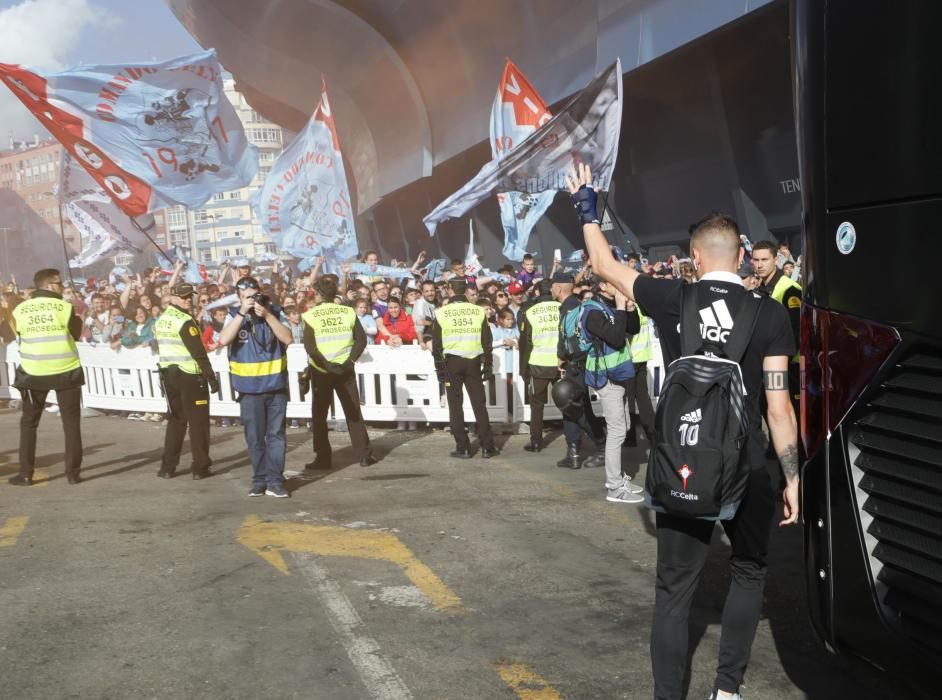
[0,49,258,217]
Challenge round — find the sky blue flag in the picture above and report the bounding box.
[254,77,358,270]
[0,49,258,217]
[490,59,557,261]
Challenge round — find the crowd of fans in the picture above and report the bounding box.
[0,238,802,423]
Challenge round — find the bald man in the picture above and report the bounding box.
[567,164,798,700]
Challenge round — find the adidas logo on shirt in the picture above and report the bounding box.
[699,300,734,342]
[680,409,702,424]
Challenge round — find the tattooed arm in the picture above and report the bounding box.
[764,354,800,525]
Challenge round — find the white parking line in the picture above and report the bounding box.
[295,553,413,700]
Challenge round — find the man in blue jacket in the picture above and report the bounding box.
[217,277,294,497]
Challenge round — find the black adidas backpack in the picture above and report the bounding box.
[645,284,764,520]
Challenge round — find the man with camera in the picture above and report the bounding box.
[155,282,219,480]
[216,277,294,497]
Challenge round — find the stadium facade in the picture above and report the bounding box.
[168,0,796,264]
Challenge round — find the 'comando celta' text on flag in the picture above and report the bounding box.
[254,76,358,269]
[0,49,258,217]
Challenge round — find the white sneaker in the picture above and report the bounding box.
[620,474,644,494]
[45,405,59,414]
[606,485,644,504]
[709,691,743,700]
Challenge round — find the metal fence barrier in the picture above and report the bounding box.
[0,341,663,426]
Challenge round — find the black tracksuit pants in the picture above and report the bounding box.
[160,369,211,475]
[650,467,775,698]
[625,361,656,441]
[18,386,82,480]
[311,369,370,464]
[444,355,494,451]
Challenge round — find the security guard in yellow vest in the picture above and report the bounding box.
[432,279,499,459]
[9,268,84,486]
[302,277,377,470]
[752,241,801,405]
[625,304,656,447]
[155,282,218,479]
[518,278,561,452]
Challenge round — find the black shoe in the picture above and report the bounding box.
[67,475,82,485]
[556,444,582,470]
[192,469,212,480]
[156,470,174,479]
[7,475,32,486]
[304,459,332,471]
[360,454,379,467]
[523,441,542,453]
[450,448,473,459]
[481,446,500,459]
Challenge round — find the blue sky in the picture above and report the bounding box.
[0,0,205,139]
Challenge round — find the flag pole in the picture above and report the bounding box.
[56,199,77,288]
[130,215,174,266]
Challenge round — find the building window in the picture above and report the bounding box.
[235,247,245,256]
[194,209,209,224]
[201,251,213,262]
[213,192,226,201]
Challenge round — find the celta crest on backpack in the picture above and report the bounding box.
[645,285,764,521]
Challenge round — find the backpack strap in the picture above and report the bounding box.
[722,292,765,363]
[680,284,702,356]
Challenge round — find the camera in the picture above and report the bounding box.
[248,293,271,314]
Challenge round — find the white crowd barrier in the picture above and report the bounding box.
[0,340,663,425]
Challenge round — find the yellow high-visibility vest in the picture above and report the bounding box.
[437,302,485,358]
[524,300,560,367]
[302,303,356,373]
[12,296,80,376]
[155,306,199,374]
[629,307,653,363]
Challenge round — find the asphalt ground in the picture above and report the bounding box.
[0,406,903,700]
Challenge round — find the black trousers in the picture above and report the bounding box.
[528,376,554,443]
[160,370,211,474]
[444,355,494,451]
[561,390,605,448]
[18,386,83,480]
[311,370,370,463]
[626,362,656,440]
[651,468,775,699]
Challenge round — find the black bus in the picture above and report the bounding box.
[793,1,942,693]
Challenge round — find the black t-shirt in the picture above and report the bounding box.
[635,273,795,466]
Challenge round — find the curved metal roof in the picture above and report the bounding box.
[167,0,773,213]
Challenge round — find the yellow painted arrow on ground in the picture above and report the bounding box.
[237,515,463,612]
[0,516,29,548]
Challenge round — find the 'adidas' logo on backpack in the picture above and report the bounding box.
[645,285,764,521]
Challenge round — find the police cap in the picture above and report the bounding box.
[551,271,574,284]
[171,282,197,298]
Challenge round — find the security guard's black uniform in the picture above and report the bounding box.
[518,279,561,452]
[301,277,377,469]
[9,269,84,485]
[432,280,499,459]
[758,269,801,410]
[155,283,218,479]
